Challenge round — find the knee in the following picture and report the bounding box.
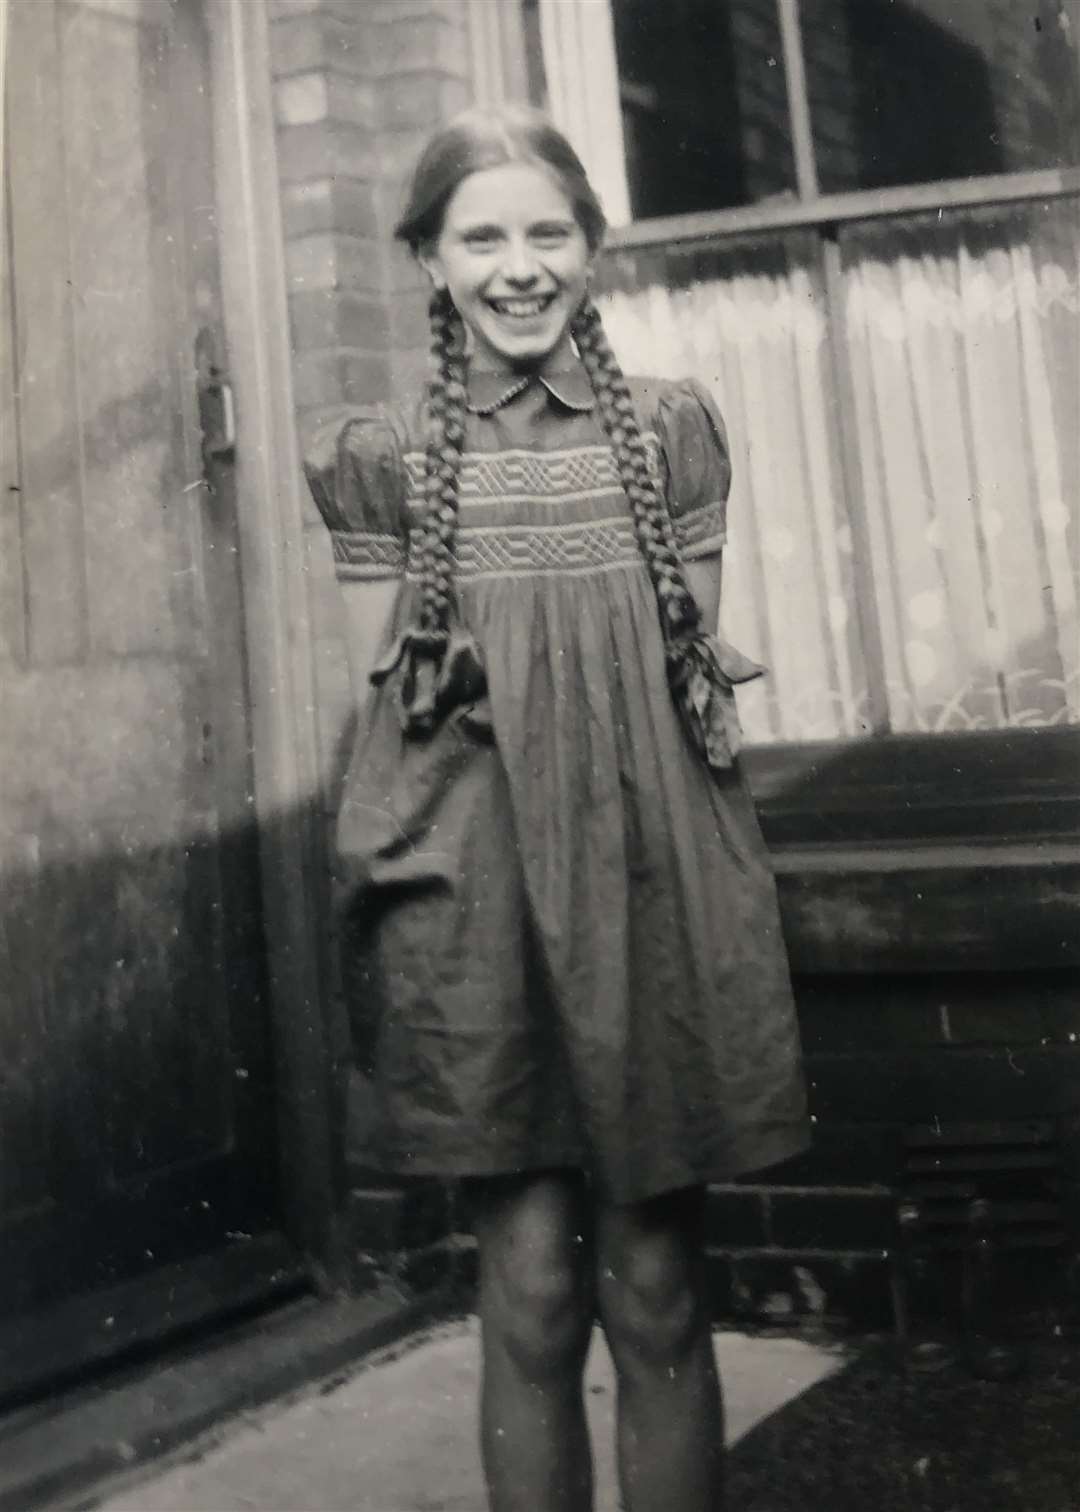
[598,1235,701,1367]
[474,1178,593,1383]
[487,1248,593,1382]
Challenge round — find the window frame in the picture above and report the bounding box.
[586,0,1080,970]
[606,162,1080,253]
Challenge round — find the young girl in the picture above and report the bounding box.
[305,105,809,1512]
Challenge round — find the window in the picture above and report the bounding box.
[530,0,1080,220]
[611,0,796,217]
[529,0,1080,748]
[800,0,1080,192]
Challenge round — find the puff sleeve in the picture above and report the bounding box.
[302,406,408,581]
[651,379,764,770]
[654,379,731,562]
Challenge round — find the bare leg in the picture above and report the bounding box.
[595,1187,723,1512]
[470,1170,596,1512]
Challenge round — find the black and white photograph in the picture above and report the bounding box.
[1,2,1079,1508]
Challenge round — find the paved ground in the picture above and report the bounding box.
[94,1320,841,1512]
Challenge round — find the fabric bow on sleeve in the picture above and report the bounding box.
[371,622,488,739]
[665,631,765,770]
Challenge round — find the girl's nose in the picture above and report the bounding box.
[501,237,540,287]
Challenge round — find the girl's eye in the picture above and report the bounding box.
[531,226,571,247]
[463,229,500,249]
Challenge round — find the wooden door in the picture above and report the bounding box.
[0,0,291,1395]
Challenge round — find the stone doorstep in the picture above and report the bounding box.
[0,1285,454,1512]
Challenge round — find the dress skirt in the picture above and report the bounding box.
[335,568,809,1205]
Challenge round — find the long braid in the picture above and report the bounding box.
[571,298,701,642]
[372,288,479,735]
[416,287,468,643]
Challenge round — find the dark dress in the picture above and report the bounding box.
[305,359,809,1204]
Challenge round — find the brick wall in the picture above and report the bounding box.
[267,0,475,806]
[704,971,1080,1331]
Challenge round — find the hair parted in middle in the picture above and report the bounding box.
[377,106,711,738]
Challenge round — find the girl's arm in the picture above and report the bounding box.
[301,404,409,703]
[654,381,729,634]
[685,551,723,633]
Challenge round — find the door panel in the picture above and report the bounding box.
[0,0,284,1360]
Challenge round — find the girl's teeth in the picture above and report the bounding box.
[492,298,548,316]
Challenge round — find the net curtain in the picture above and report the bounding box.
[601,208,1080,742]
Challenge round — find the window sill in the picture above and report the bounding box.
[743,727,1080,974]
[745,726,1080,848]
[603,166,1080,253]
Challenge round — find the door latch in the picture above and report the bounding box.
[196,326,236,469]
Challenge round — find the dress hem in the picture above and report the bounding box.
[360,1122,812,1205]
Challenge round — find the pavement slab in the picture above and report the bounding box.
[94,1321,842,1512]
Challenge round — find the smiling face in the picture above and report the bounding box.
[421,162,594,374]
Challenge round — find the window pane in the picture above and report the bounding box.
[599,235,871,744]
[800,0,1080,192]
[610,0,797,218]
[839,197,1080,732]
